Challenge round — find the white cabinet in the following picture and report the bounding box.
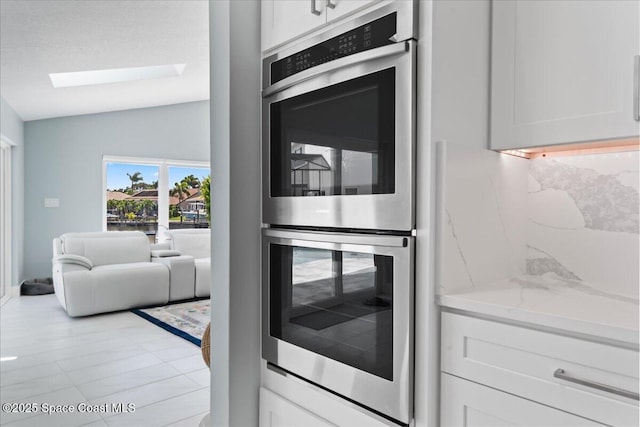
[440,312,640,426]
[260,369,395,427]
[259,386,395,427]
[441,374,604,427]
[261,0,377,51]
[261,0,325,52]
[491,0,640,150]
[259,388,335,427]
[325,0,375,21]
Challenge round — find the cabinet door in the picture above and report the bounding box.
[262,0,326,51]
[441,312,639,427]
[441,374,605,427]
[325,0,377,21]
[491,0,640,150]
[260,388,336,427]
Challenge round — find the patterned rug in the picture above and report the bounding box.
[132,299,210,346]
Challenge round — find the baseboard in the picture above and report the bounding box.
[199,413,210,427]
[0,286,21,307]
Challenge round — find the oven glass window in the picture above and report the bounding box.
[270,68,395,197]
[269,243,394,380]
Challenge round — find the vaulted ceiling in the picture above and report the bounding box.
[0,0,209,121]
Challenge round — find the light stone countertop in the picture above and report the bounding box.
[437,273,640,347]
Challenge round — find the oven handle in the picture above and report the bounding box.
[262,40,411,98]
[263,228,410,248]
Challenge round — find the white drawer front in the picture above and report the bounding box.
[260,388,336,427]
[441,373,605,426]
[441,312,639,426]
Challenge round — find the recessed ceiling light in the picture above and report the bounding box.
[49,64,187,88]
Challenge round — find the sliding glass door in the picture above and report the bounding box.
[0,139,12,299]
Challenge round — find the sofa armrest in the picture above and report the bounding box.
[152,255,196,301]
[151,249,182,258]
[151,242,171,251]
[53,237,63,257]
[53,254,93,270]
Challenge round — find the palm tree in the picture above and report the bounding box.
[201,175,211,224]
[182,175,201,189]
[170,181,191,222]
[140,199,157,218]
[126,172,143,194]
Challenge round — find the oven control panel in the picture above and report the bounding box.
[270,13,397,85]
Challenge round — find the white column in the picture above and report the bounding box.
[209,1,261,426]
[157,162,169,240]
[415,1,440,426]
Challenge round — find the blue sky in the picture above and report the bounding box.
[168,166,210,187]
[106,163,209,191]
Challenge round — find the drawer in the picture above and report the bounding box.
[441,373,604,426]
[441,312,639,426]
[260,388,336,427]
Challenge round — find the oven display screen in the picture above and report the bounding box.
[270,13,397,85]
[269,244,394,380]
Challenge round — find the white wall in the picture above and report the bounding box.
[431,0,492,150]
[0,96,25,287]
[414,1,492,425]
[209,1,261,426]
[23,101,209,278]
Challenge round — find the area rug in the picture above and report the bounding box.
[132,299,210,346]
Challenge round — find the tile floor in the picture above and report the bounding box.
[0,295,210,427]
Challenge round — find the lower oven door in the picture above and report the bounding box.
[262,228,414,424]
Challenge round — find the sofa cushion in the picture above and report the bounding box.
[63,262,169,317]
[166,229,210,260]
[194,258,211,298]
[61,231,150,267]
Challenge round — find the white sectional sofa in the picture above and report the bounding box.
[52,231,170,317]
[161,229,211,298]
[52,229,211,317]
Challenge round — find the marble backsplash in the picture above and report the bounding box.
[527,151,639,299]
[437,142,529,294]
[438,142,639,301]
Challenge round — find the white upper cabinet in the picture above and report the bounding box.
[491,0,640,150]
[325,0,375,21]
[261,0,377,52]
[262,0,326,52]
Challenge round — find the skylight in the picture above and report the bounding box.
[49,64,187,88]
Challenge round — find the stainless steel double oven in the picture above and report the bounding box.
[261,2,417,424]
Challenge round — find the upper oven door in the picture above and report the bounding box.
[263,40,416,231]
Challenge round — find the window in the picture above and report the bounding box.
[103,156,210,242]
[168,166,210,228]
